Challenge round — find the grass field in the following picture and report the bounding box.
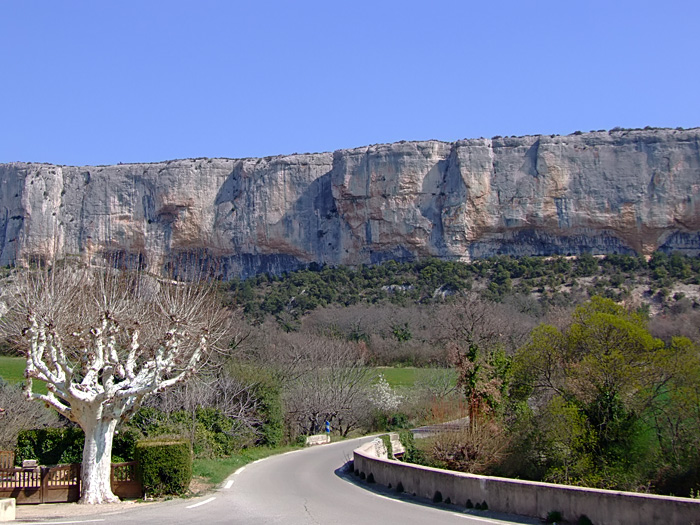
[1,354,452,400]
[0,355,48,394]
[372,366,456,389]
[2,357,452,389]
[0,355,26,384]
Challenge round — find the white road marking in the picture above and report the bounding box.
[224,479,234,489]
[186,496,216,509]
[234,466,245,475]
[20,521,105,525]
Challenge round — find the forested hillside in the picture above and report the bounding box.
[229,252,700,337]
[1,252,699,497]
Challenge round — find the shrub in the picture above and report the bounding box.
[136,439,192,496]
[15,427,84,465]
[379,412,410,431]
[425,421,509,473]
[112,426,142,462]
[578,515,593,525]
[228,364,285,447]
[126,404,256,459]
[398,429,421,463]
[433,490,443,503]
[380,434,393,458]
[254,380,284,447]
[547,510,563,523]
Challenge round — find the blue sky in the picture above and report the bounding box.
[1,1,698,166]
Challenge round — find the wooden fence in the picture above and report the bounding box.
[0,461,141,504]
[111,462,142,500]
[0,451,14,469]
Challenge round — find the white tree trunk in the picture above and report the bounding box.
[79,417,119,504]
[8,264,226,504]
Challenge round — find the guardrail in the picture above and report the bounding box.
[353,438,700,525]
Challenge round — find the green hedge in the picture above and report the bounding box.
[15,427,84,466]
[136,439,192,496]
[15,426,140,465]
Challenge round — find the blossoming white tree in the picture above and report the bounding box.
[1,263,231,504]
[368,374,403,412]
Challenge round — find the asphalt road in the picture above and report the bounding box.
[19,437,539,525]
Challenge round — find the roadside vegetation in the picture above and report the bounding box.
[0,251,699,497]
[192,445,300,487]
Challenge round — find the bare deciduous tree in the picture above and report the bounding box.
[277,333,370,437]
[144,372,262,448]
[0,379,59,450]
[1,263,233,504]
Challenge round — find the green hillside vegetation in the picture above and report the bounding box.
[227,252,700,322]
[1,252,699,496]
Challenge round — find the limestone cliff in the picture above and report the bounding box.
[1,128,698,278]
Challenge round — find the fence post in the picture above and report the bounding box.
[40,467,49,504]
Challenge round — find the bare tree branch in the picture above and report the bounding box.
[0,262,236,504]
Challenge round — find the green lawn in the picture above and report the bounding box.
[0,355,48,394]
[0,356,453,398]
[372,366,456,389]
[0,355,26,384]
[192,445,301,486]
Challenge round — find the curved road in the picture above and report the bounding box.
[19,437,537,524]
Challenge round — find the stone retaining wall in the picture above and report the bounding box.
[353,441,700,525]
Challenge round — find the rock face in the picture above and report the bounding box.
[1,128,699,278]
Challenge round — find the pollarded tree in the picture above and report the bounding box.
[1,262,232,504]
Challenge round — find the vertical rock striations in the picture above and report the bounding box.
[0,129,698,278]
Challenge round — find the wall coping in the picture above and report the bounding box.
[305,434,331,446]
[353,439,700,524]
[355,445,695,504]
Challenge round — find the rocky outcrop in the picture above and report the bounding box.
[1,128,698,278]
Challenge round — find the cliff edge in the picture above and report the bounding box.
[1,128,698,278]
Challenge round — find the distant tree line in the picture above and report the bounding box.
[227,252,700,322]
